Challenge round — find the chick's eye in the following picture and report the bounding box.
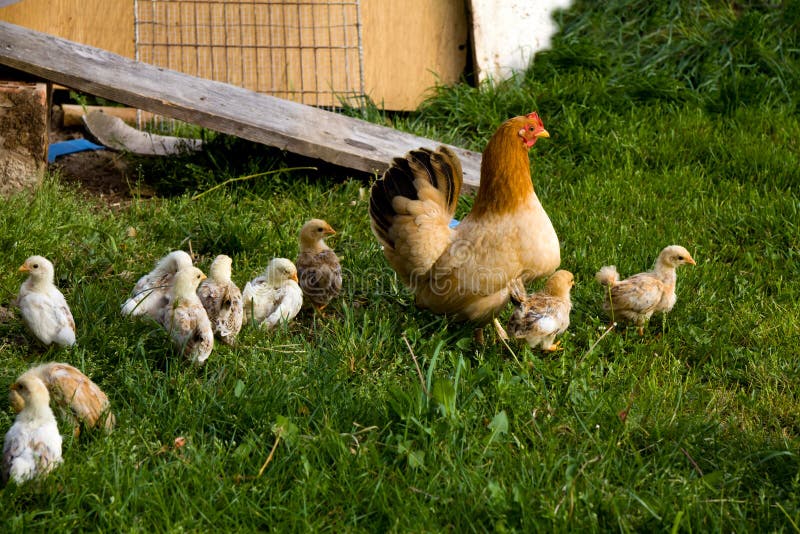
[32,264,39,269]
[677,256,684,261]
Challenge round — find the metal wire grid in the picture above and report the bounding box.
[134,0,365,113]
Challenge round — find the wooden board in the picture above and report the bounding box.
[0,21,483,187]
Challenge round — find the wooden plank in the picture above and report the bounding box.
[0,0,134,58]
[0,21,483,187]
[362,0,469,110]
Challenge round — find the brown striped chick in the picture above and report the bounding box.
[16,256,76,347]
[3,375,62,485]
[596,245,696,335]
[242,258,303,329]
[121,250,193,319]
[9,363,114,437]
[507,270,574,351]
[197,255,243,346]
[296,219,342,314]
[156,266,214,365]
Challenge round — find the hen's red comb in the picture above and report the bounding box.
[526,111,543,124]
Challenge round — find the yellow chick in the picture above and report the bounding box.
[156,266,214,365]
[197,255,244,346]
[16,255,76,347]
[242,258,303,329]
[3,375,62,485]
[596,245,696,335]
[296,219,342,313]
[507,270,574,351]
[121,250,193,318]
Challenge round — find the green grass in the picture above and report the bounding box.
[1,0,800,530]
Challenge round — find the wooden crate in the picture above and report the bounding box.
[0,0,468,111]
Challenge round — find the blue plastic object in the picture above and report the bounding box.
[48,139,105,163]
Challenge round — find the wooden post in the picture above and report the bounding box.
[0,80,49,196]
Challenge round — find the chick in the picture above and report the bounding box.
[296,219,342,313]
[156,266,214,365]
[121,250,193,319]
[242,258,303,329]
[2,375,63,485]
[16,255,76,347]
[10,363,114,437]
[197,255,243,346]
[596,245,696,335]
[507,270,574,351]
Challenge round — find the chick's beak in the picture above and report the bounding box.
[18,264,29,272]
[291,273,299,282]
[324,226,336,236]
[687,256,697,265]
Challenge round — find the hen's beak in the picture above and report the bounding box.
[18,264,29,272]
[536,128,550,139]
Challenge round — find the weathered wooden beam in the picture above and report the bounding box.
[0,21,483,188]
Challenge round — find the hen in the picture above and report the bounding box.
[596,245,696,335]
[197,255,244,345]
[3,375,62,485]
[156,266,214,364]
[10,362,114,436]
[121,250,193,319]
[369,112,559,324]
[296,219,342,313]
[242,258,303,329]
[16,255,76,347]
[507,270,574,351]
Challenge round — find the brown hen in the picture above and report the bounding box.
[369,112,560,323]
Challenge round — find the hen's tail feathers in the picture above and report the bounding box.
[369,146,462,249]
[595,266,619,286]
[508,278,528,306]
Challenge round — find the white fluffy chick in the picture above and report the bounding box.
[507,270,574,351]
[156,266,214,365]
[596,245,696,335]
[197,255,243,346]
[242,258,303,329]
[121,250,193,318]
[10,363,114,437]
[296,219,342,313]
[16,255,76,347]
[3,375,63,485]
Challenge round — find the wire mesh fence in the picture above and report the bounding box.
[134,0,365,130]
